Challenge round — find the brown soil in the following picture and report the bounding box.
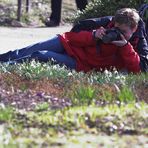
[0,73,147,110]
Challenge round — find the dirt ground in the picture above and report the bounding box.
[0,25,72,54]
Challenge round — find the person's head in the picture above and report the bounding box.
[114,8,140,40]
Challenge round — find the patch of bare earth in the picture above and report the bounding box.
[0,73,71,110]
[0,73,147,110]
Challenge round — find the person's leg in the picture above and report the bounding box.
[45,0,62,27]
[29,51,76,70]
[75,0,88,11]
[50,0,62,24]
[0,36,64,62]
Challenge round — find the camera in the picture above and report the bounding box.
[102,28,123,43]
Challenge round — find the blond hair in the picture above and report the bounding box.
[114,8,140,29]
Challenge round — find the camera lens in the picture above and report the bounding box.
[102,28,121,43]
[102,32,118,43]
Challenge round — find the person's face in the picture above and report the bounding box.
[114,23,137,40]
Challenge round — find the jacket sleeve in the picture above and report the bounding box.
[63,31,96,47]
[119,42,141,73]
[136,20,148,72]
[137,37,148,72]
[71,16,113,32]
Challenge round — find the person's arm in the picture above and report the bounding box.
[133,19,148,72]
[71,16,113,32]
[62,31,96,47]
[137,36,148,72]
[62,26,107,47]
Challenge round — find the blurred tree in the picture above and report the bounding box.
[17,0,22,21]
[26,0,30,13]
[17,0,30,21]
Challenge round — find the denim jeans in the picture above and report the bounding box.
[1,36,76,69]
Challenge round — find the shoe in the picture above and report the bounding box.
[44,18,59,27]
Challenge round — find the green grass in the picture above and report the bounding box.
[0,61,147,147]
[0,106,14,122]
[0,102,147,147]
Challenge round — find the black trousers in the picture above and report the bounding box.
[75,0,88,11]
[50,0,88,24]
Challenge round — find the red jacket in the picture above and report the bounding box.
[59,30,140,73]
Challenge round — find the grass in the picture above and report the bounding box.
[0,61,147,147]
[0,102,147,147]
[0,1,147,147]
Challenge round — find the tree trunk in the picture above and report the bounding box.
[17,0,22,21]
[26,0,30,13]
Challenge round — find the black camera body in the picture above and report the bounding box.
[102,28,123,43]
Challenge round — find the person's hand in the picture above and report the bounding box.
[111,34,128,47]
[95,27,106,39]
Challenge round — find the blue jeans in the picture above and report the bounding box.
[1,36,76,69]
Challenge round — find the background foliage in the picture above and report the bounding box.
[72,0,147,22]
[0,0,147,26]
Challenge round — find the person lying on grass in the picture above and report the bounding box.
[0,8,147,73]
